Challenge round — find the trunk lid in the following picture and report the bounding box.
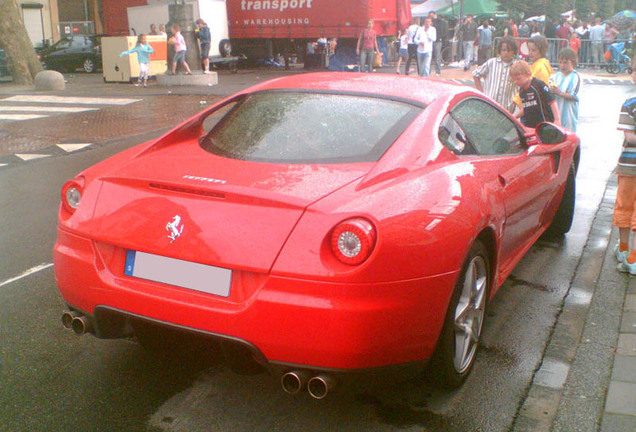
[90,140,371,272]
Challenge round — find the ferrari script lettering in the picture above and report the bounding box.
[241,0,313,12]
[166,215,184,243]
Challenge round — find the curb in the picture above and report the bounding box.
[513,175,634,431]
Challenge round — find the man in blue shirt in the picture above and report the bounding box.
[477,20,493,66]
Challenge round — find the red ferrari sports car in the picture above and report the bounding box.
[55,73,579,399]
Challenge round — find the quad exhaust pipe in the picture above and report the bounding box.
[281,371,336,399]
[61,311,93,335]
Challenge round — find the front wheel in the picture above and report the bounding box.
[606,63,619,74]
[429,240,489,388]
[545,165,576,237]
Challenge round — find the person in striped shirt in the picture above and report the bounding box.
[613,64,636,274]
[472,37,518,112]
[550,48,581,132]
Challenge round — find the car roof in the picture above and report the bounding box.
[242,72,467,106]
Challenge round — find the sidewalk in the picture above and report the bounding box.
[513,177,636,431]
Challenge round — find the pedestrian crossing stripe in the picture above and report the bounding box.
[0,114,48,121]
[0,106,99,113]
[2,95,141,105]
[57,143,93,152]
[15,153,51,161]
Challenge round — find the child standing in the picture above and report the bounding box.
[511,60,561,128]
[119,34,154,87]
[550,48,581,132]
[513,36,553,112]
[614,65,636,274]
[568,32,581,55]
[195,18,211,74]
[472,36,518,112]
[169,23,192,75]
[396,29,409,74]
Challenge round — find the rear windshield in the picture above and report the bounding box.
[200,92,422,164]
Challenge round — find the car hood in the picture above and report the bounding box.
[89,141,371,272]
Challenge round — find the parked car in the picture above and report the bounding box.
[54,73,580,398]
[42,35,102,73]
[0,49,12,78]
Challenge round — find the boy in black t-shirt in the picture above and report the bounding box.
[510,61,561,128]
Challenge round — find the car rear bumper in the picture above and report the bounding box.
[54,227,459,371]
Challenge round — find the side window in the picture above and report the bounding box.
[55,39,72,50]
[438,114,475,155]
[72,37,87,47]
[450,98,525,155]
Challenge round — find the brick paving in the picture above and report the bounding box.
[0,94,222,156]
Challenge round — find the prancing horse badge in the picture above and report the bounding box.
[166,215,184,243]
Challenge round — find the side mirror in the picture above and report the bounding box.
[536,122,566,144]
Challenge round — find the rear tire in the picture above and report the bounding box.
[429,240,489,388]
[83,57,95,73]
[606,63,619,74]
[545,165,576,237]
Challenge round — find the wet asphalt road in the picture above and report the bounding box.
[0,80,631,432]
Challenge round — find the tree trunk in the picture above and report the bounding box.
[0,0,44,85]
[92,0,104,35]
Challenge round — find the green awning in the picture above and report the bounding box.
[435,0,506,19]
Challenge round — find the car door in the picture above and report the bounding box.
[439,97,558,276]
[46,38,72,70]
[68,36,88,69]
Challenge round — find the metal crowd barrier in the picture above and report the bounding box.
[489,36,633,68]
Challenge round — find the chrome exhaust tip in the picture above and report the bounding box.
[307,375,336,400]
[281,370,311,395]
[61,311,80,330]
[71,316,93,335]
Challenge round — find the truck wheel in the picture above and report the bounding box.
[219,39,232,57]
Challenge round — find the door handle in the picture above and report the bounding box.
[498,174,506,187]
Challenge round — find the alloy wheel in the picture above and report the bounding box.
[83,58,94,73]
[452,254,487,373]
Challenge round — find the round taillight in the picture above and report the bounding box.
[331,218,377,265]
[61,178,84,214]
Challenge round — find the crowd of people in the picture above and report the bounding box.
[119,19,215,85]
[381,13,582,132]
[384,11,634,78]
[356,10,627,133]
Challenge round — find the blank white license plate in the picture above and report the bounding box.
[125,250,232,297]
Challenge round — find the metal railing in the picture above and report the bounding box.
[490,36,633,68]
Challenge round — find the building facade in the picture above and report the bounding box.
[17,0,60,47]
